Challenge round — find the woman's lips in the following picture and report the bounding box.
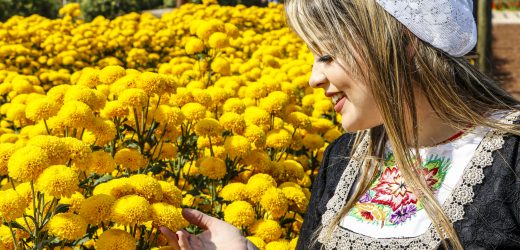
[334,96,347,113]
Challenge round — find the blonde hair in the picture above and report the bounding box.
[285,0,520,249]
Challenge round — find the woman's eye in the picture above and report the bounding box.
[318,55,332,62]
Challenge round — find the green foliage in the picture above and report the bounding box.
[79,0,163,21]
[0,0,59,21]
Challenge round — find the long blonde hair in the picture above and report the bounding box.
[285,0,520,249]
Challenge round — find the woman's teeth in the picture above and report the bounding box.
[331,93,346,105]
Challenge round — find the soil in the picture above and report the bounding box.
[492,24,520,98]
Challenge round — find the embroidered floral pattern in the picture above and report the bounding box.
[348,153,450,226]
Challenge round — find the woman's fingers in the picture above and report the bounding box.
[182,208,215,230]
[159,226,181,250]
[176,229,192,250]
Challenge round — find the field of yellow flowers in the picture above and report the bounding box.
[0,1,343,249]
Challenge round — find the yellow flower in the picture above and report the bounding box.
[286,112,311,130]
[241,150,271,173]
[219,112,246,134]
[246,173,277,203]
[100,100,129,119]
[198,156,227,179]
[99,65,126,84]
[114,148,148,171]
[96,229,135,250]
[266,240,290,250]
[281,186,308,213]
[36,165,79,198]
[93,178,135,199]
[224,200,255,228]
[118,88,149,108]
[128,174,163,202]
[84,150,116,174]
[194,118,223,137]
[25,97,59,122]
[159,181,182,207]
[243,125,266,149]
[281,160,305,179]
[86,119,117,146]
[61,137,92,164]
[79,194,115,225]
[76,68,101,88]
[211,57,231,76]
[0,189,27,221]
[181,102,206,122]
[56,100,95,128]
[27,135,68,165]
[5,103,25,121]
[111,195,151,226]
[8,145,49,182]
[302,133,325,150]
[220,182,247,201]
[59,191,84,213]
[47,213,88,241]
[64,86,103,110]
[223,98,246,114]
[224,135,251,159]
[0,143,15,176]
[244,107,270,128]
[155,105,184,126]
[136,72,167,96]
[260,188,288,219]
[259,91,289,115]
[154,143,178,160]
[185,37,205,54]
[150,202,189,231]
[208,32,229,49]
[249,219,282,243]
[310,118,335,133]
[265,129,292,149]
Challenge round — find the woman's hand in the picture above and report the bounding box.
[160,208,259,250]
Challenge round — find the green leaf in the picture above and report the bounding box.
[93,174,114,186]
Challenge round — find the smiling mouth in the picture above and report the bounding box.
[331,92,347,105]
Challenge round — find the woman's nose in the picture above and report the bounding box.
[308,65,327,88]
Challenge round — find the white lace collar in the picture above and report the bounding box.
[317,111,520,249]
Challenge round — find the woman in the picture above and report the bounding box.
[161,0,520,249]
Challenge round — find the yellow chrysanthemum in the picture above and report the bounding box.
[219,112,246,134]
[249,219,282,243]
[158,181,182,207]
[0,143,15,176]
[208,32,229,49]
[76,68,101,88]
[96,229,135,250]
[25,97,59,122]
[246,173,277,203]
[244,107,270,128]
[61,137,92,164]
[155,105,184,126]
[79,194,115,225]
[93,178,135,199]
[243,125,266,149]
[258,92,289,115]
[223,98,246,114]
[111,195,151,226]
[114,148,148,171]
[100,101,129,119]
[99,65,126,84]
[8,145,49,182]
[281,186,308,213]
[36,165,78,198]
[47,213,88,241]
[150,202,189,231]
[185,37,205,54]
[136,72,167,96]
[198,156,227,179]
[266,240,290,250]
[211,57,231,76]
[302,133,325,150]
[0,189,27,221]
[56,100,95,128]
[260,188,288,219]
[281,160,305,179]
[128,174,163,202]
[181,102,206,121]
[220,182,248,201]
[84,150,116,174]
[194,118,223,137]
[224,135,251,159]
[27,135,68,165]
[286,112,311,130]
[265,129,292,149]
[118,88,149,108]
[58,191,84,213]
[224,201,255,228]
[324,128,343,143]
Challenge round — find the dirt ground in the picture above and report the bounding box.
[492,24,520,98]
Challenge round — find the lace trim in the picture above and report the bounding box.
[317,111,520,250]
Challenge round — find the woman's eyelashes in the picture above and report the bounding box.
[318,54,332,63]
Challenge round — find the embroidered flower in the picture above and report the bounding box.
[371,167,417,210]
[389,204,417,225]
